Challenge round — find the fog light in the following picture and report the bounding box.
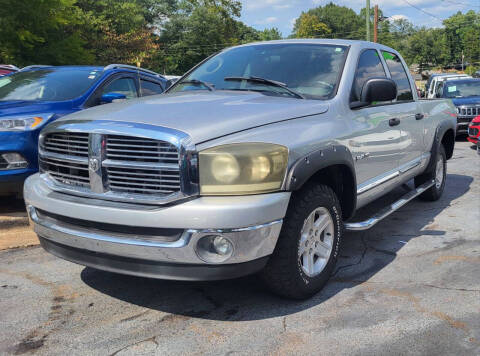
[196,235,234,263]
[1,153,28,170]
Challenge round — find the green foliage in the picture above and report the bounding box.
[0,0,478,76]
[465,65,479,76]
[293,3,363,39]
[0,0,94,65]
[295,13,331,38]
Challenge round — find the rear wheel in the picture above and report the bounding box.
[415,144,446,201]
[261,184,342,300]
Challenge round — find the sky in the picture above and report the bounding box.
[238,0,480,36]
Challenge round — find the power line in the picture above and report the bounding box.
[441,0,480,8]
[400,0,444,21]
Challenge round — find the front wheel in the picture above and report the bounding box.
[415,144,447,201]
[261,184,342,300]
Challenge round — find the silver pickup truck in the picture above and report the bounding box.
[24,40,457,299]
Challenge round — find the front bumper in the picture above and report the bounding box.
[25,174,290,280]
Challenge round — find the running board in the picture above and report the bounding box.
[344,180,435,231]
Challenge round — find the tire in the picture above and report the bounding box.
[415,144,446,201]
[260,184,343,300]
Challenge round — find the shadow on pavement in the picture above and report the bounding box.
[0,196,27,216]
[81,173,473,321]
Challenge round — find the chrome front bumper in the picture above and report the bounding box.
[24,174,290,280]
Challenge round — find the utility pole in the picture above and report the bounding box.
[366,0,370,41]
[374,5,378,43]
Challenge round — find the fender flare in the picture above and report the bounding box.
[285,145,357,219]
[424,120,455,174]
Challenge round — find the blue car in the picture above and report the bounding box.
[0,64,167,196]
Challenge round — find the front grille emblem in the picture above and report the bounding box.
[89,158,99,171]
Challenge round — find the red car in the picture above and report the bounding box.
[0,65,18,76]
[468,115,480,144]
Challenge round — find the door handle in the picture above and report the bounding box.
[389,118,400,126]
[415,113,424,120]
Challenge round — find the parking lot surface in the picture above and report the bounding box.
[0,141,479,355]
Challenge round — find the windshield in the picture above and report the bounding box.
[0,69,103,101]
[170,44,348,100]
[444,81,480,98]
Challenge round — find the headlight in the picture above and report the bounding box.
[199,143,288,195]
[0,114,52,131]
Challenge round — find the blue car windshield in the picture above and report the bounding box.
[170,44,348,100]
[444,81,480,98]
[0,69,103,101]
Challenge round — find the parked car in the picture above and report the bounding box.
[435,78,480,135]
[0,65,19,76]
[467,115,480,145]
[24,40,456,299]
[427,73,470,99]
[0,64,167,196]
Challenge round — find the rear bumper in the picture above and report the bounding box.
[25,174,290,280]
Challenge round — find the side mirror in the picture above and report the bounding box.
[101,92,127,104]
[350,78,397,109]
[165,78,178,90]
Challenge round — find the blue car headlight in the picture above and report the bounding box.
[0,114,53,131]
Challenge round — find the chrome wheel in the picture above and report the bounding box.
[435,154,444,189]
[298,207,334,277]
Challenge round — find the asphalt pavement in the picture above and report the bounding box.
[0,140,479,355]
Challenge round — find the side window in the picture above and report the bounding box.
[382,51,413,101]
[140,79,164,96]
[351,49,386,102]
[436,82,444,98]
[102,77,138,99]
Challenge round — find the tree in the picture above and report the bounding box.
[0,0,94,65]
[259,28,282,41]
[295,13,331,38]
[293,3,363,39]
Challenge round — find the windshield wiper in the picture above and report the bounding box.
[178,79,215,91]
[224,76,305,99]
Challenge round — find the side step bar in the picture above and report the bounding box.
[344,180,435,231]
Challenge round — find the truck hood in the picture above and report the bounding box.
[56,91,329,143]
[451,96,480,106]
[0,100,72,117]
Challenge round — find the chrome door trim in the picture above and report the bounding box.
[398,152,430,173]
[357,153,430,195]
[357,170,399,195]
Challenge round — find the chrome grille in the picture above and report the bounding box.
[40,131,183,199]
[104,135,180,195]
[39,156,90,188]
[42,132,89,157]
[106,167,181,195]
[105,135,179,164]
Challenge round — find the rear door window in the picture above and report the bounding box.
[351,49,386,102]
[382,51,413,101]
